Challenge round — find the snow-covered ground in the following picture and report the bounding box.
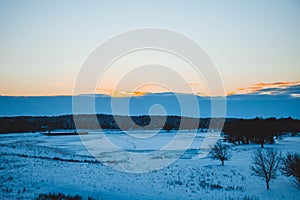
[0,131,299,199]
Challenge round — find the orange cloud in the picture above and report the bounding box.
[110,91,148,97]
[226,91,236,96]
[188,83,200,86]
[95,88,148,97]
[252,80,300,89]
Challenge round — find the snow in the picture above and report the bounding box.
[0,131,299,199]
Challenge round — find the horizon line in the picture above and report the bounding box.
[0,91,297,98]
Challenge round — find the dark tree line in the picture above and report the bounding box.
[0,115,299,146]
[0,115,198,133]
[222,117,300,147]
[0,115,75,133]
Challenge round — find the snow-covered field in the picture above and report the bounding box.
[0,131,299,200]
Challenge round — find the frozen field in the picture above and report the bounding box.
[0,131,299,199]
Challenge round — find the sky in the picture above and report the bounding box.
[0,0,300,96]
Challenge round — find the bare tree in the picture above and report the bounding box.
[281,152,300,189]
[251,148,281,189]
[209,141,232,166]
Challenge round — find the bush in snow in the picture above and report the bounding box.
[281,152,300,189]
[36,192,97,200]
[36,192,83,200]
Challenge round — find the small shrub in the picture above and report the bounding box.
[281,152,300,188]
[36,192,83,200]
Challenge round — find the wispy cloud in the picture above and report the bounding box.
[228,80,300,97]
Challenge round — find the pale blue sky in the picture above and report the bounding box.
[0,0,299,96]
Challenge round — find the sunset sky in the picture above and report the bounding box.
[0,0,299,96]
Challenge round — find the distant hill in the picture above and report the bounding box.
[0,93,299,118]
